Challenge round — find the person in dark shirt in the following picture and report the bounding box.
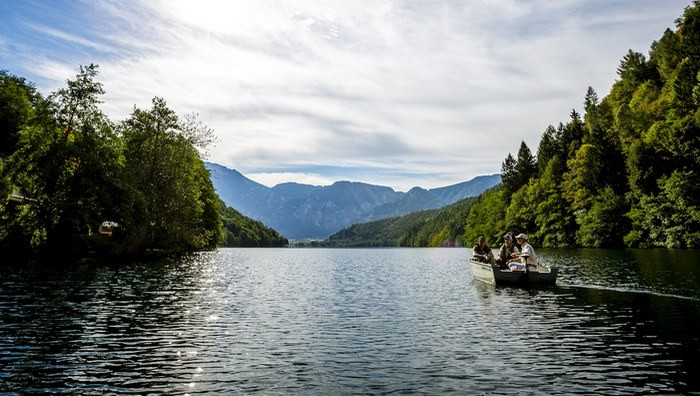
[472,236,493,263]
[496,234,520,268]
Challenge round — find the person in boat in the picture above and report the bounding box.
[496,234,520,268]
[509,233,538,271]
[472,236,494,263]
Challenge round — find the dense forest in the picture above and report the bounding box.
[465,3,700,249]
[220,202,288,247]
[324,196,477,247]
[0,65,286,260]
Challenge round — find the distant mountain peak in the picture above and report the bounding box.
[274,181,317,188]
[205,162,500,240]
[407,186,429,194]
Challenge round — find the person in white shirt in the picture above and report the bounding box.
[508,233,538,271]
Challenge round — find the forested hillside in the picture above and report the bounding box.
[465,3,700,249]
[326,196,477,247]
[220,202,288,247]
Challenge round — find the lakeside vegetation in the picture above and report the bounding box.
[220,202,288,247]
[4,3,699,254]
[0,65,286,260]
[323,196,477,247]
[467,3,700,249]
[327,3,700,249]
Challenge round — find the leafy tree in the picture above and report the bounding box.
[671,58,699,113]
[562,144,603,212]
[0,71,38,157]
[220,202,287,247]
[534,156,574,247]
[650,28,682,82]
[576,187,627,247]
[626,141,653,196]
[625,170,700,248]
[4,64,123,256]
[120,97,222,252]
[464,188,507,246]
[678,1,700,65]
[505,181,540,244]
[1,65,293,259]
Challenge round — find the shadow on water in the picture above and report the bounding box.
[541,248,700,300]
[470,264,700,394]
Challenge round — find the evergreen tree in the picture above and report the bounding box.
[576,187,626,247]
[514,141,537,187]
[583,86,600,130]
[561,110,585,157]
[534,156,574,247]
[650,28,682,81]
[500,153,517,196]
[671,58,698,113]
[505,181,540,245]
[678,1,700,66]
[562,144,603,212]
[536,125,559,176]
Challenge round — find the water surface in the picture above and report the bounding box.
[1,248,699,394]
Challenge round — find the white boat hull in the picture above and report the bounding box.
[470,259,558,285]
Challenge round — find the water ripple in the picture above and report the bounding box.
[1,248,699,394]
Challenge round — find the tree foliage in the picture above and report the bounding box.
[324,4,700,250]
[462,3,700,249]
[0,65,281,260]
[325,196,477,247]
[118,97,222,253]
[220,202,288,247]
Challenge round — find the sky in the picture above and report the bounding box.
[0,0,692,191]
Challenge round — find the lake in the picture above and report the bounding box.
[1,248,699,394]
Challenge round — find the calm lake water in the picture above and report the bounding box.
[1,248,699,395]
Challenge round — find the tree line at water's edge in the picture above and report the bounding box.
[327,3,700,249]
[0,65,287,260]
[321,197,478,248]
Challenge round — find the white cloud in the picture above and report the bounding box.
[25,22,113,52]
[5,0,692,190]
[246,172,332,188]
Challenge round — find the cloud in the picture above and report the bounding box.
[1,0,691,190]
[246,172,332,188]
[25,22,113,52]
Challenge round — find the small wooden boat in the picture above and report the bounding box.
[470,259,558,285]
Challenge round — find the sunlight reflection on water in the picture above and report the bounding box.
[0,248,699,394]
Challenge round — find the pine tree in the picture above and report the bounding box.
[536,125,559,176]
[500,153,517,196]
[514,141,537,187]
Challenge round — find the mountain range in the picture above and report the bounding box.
[206,162,501,240]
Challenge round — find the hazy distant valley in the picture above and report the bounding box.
[206,162,500,240]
